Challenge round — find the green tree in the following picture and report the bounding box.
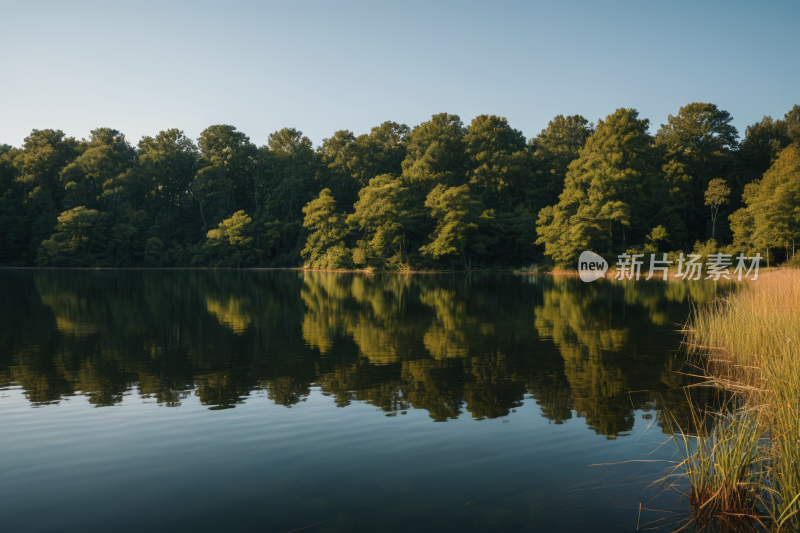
[14,129,81,202]
[730,143,800,262]
[401,113,467,190]
[301,189,351,270]
[144,237,164,267]
[197,125,257,209]
[463,114,529,210]
[420,184,497,269]
[264,127,318,221]
[36,206,107,266]
[320,121,409,208]
[734,115,791,192]
[4,186,59,264]
[191,165,234,229]
[528,114,594,213]
[59,128,136,211]
[704,178,730,239]
[655,103,739,241]
[106,221,141,267]
[536,108,655,264]
[0,130,81,263]
[645,225,669,253]
[196,210,263,268]
[347,175,412,269]
[138,129,199,237]
[785,104,800,143]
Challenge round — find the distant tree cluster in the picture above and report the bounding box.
[1,103,798,270]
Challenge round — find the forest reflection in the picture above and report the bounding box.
[1,270,728,437]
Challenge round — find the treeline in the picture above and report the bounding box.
[1,103,798,270]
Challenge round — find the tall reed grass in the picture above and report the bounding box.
[663,403,769,530]
[686,269,800,530]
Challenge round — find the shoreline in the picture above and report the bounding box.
[0,265,773,281]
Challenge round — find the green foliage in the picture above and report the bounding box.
[731,143,800,261]
[3,103,799,270]
[419,184,497,269]
[645,225,669,254]
[691,238,719,264]
[15,129,82,202]
[463,114,528,210]
[735,115,791,191]
[138,129,199,237]
[301,189,352,270]
[347,175,411,269]
[144,237,164,267]
[36,206,108,266]
[320,121,409,208]
[536,108,655,265]
[704,178,731,239]
[401,113,467,190]
[198,125,258,208]
[655,102,739,242]
[527,114,594,213]
[196,210,263,268]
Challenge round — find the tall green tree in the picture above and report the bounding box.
[264,127,318,222]
[59,128,136,212]
[320,121,409,208]
[401,113,467,190]
[196,210,263,268]
[528,114,594,213]
[730,143,800,261]
[734,116,791,190]
[14,129,82,202]
[36,206,108,266]
[463,114,529,210]
[536,108,655,264]
[655,103,739,241]
[1,130,81,263]
[704,178,730,239]
[301,189,351,270]
[138,129,199,238]
[347,175,412,269]
[420,184,497,270]
[197,125,258,210]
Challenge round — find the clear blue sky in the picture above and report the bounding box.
[2,0,797,148]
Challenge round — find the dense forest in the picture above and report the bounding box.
[1,102,798,270]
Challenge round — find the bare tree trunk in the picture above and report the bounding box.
[712,211,716,239]
[621,224,627,251]
[198,198,207,232]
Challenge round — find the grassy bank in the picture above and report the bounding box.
[686,269,800,529]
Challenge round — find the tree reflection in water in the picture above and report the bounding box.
[0,270,729,437]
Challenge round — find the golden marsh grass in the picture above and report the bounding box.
[685,269,800,530]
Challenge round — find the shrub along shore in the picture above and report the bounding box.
[684,269,800,529]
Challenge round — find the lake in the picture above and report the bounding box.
[0,270,727,532]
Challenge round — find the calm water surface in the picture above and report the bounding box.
[0,270,727,532]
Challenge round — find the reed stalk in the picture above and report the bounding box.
[662,401,769,530]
